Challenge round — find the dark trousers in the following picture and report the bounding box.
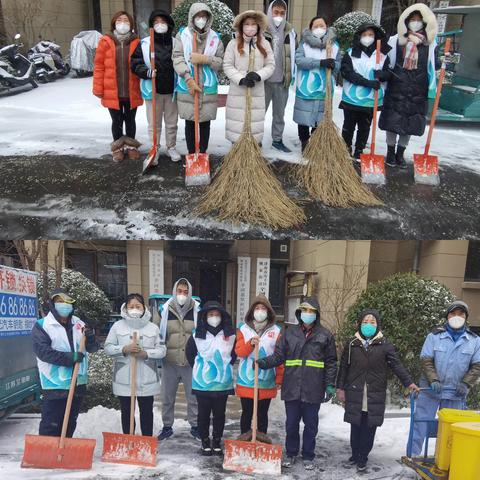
[341,109,373,152]
[350,412,377,463]
[285,400,320,461]
[39,395,83,437]
[298,124,317,144]
[185,120,211,154]
[118,395,154,436]
[240,397,271,434]
[108,100,137,141]
[196,394,228,440]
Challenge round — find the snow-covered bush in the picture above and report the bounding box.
[333,11,384,50]
[38,268,111,328]
[337,273,455,405]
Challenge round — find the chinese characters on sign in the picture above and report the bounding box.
[236,257,251,324]
[0,266,38,337]
[371,0,383,23]
[256,258,270,299]
[149,250,164,296]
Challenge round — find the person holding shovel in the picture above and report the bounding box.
[104,293,165,437]
[223,10,275,145]
[172,2,224,157]
[93,11,143,162]
[293,16,341,153]
[339,23,391,162]
[32,289,99,438]
[131,10,181,162]
[336,309,418,473]
[378,3,440,168]
[186,301,236,456]
[235,295,284,442]
[257,296,337,471]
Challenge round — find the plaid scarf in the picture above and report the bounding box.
[403,31,425,70]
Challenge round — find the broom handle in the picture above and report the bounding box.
[424,38,450,156]
[370,39,381,156]
[150,28,157,150]
[252,341,259,443]
[58,332,86,453]
[193,31,200,157]
[130,331,138,435]
[325,43,333,122]
[244,42,256,134]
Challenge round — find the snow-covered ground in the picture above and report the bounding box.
[1,76,479,174]
[0,397,422,480]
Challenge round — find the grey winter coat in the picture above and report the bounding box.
[172,2,224,122]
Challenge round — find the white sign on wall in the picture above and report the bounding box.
[149,250,164,296]
[236,256,251,324]
[436,1,450,34]
[371,0,383,23]
[255,257,270,298]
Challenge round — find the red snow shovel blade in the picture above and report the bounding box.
[185,152,211,187]
[101,431,157,467]
[223,439,282,475]
[413,153,440,186]
[21,434,96,469]
[142,146,159,174]
[361,153,386,185]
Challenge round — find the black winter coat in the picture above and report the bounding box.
[336,334,412,427]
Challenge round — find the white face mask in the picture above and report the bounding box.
[207,315,222,328]
[408,20,423,32]
[154,23,168,34]
[448,315,466,330]
[194,16,207,30]
[115,22,131,35]
[273,16,284,27]
[253,309,268,322]
[128,308,143,318]
[360,36,375,47]
[177,294,187,306]
[312,27,326,39]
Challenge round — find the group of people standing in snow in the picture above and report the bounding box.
[92,2,441,169]
[32,281,480,473]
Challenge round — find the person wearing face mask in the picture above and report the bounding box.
[235,295,284,442]
[157,278,201,440]
[131,10,181,162]
[185,301,236,456]
[379,3,440,168]
[339,24,391,162]
[336,310,418,473]
[263,0,297,153]
[410,301,480,456]
[172,3,224,157]
[93,11,143,162]
[104,293,165,437]
[223,11,275,144]
[32,289,99,438]
[293,16,341,153]
[257,296,337,471]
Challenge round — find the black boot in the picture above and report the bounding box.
[396,146,407,169]
[301,140,308,154]
[353,148,362,163]
[201,438,212,456]
[386,146,396,167]
[212,438,223,455]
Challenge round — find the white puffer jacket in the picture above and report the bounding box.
[104,304,166,397]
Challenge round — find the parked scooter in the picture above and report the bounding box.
[28,40,70,83]
[0,34,38,93]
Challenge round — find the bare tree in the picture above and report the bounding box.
[0,0,7,45]
[13,240,41,271]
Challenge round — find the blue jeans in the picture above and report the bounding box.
[411,391,465,456]
[285,400,320,460]
[39,395,83,437]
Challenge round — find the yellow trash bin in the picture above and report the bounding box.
[435,408,480,471]
[449,422,480,480]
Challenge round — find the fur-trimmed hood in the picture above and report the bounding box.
[398,3,438,46]
[301,26,336,50]
[233,10,269,33]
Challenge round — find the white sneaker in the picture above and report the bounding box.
[167,147,181,162]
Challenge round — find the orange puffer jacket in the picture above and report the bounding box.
[93,34,143,110]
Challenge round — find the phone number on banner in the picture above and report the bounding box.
[0,292,38,337]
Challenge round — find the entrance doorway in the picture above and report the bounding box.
[133,0,173,38]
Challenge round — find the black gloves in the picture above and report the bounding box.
[374,70,390,82]
[364,79,381,90]
[245,71,261,82]
[239,77,255,88]
[320,58,336,70]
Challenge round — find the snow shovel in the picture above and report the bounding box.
[102,332,157,466]
[413,38,451,186]
[223,342,282,475]
[21,333,96,469]
[143,28,160,174]
[185,31,211,187]
[361,39,386,186]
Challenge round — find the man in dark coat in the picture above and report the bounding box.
[336,309,418,473]
[257,296,337,471]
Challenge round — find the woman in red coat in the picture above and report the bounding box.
[93,11,143,162]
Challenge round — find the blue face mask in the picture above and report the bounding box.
[361,323,377,338]
[55,302,73,317]
[301,312,316,325]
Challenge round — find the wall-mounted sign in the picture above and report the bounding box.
[256,257,270,298]
[149,250,164,296]
[237,256,251,324]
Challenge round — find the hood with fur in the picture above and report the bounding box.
[233,10,269,33]
[301,26,336,49]
[120,302,152,330]
[398,3,438,46]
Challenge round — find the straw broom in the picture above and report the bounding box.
[197,43,306,229]
[293,43,382,208]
